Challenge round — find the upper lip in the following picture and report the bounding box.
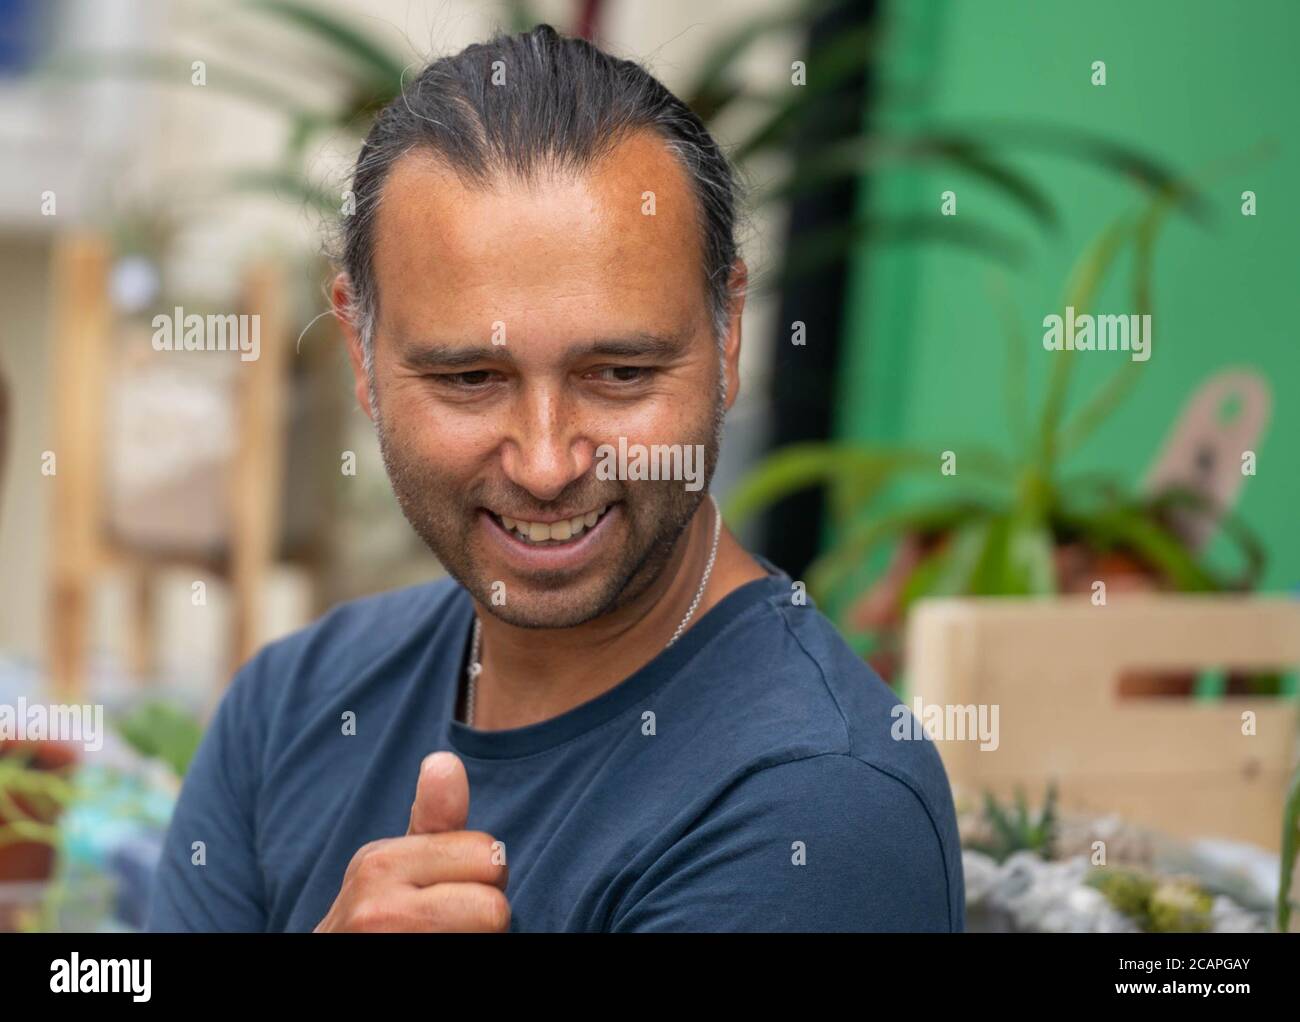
[484,503,613,525]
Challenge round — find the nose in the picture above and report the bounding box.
[498,384,594,502]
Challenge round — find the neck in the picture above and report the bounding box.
[466,498,767,731]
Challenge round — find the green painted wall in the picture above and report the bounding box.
[837,0,1300,593]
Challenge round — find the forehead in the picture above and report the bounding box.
[369,130,708,346]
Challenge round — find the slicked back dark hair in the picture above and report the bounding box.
[338,23,744,375]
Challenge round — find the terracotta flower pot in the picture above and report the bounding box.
[848,531,1179,690]
[0,740,79,884]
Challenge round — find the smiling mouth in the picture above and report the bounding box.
[486,504,616,546]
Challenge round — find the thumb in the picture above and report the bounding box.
[407,751,470,835]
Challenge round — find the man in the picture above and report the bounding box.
[147,23,964,933]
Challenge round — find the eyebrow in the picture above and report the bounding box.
[395,331,692,370]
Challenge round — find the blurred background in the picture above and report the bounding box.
[1,0,1298,933]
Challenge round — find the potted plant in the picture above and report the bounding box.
[725,187,1265,688]
[0,740,79,931]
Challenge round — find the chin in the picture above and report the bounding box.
[479,590,612,630]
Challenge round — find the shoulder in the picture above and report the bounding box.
[650,578,965,928]
[219,574,468,725]
[612,751,964,931]
[705,586,959,836]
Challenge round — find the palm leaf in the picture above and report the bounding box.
[934,120,1210,220]
[733,21,878,162]
[242,0,408,90]
[759,134,1059,233]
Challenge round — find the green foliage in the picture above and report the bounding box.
[1278,764,1300,932]
[726,182,1263,616]
[0,748,76,851]
[966,783,1058,864]
[113,701,205,779]
[1087,867,1213,933]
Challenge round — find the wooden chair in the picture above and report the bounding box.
[46,233,336,701]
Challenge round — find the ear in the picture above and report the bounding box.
[331,272,374,420]
[721,258,748,412]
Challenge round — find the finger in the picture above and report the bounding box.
[407,750,469,836]
[353,831,508,890]
[411,881,511,933]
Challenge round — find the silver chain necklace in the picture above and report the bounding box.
[463,493,722,727]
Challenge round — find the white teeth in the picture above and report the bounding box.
[498,505,610,543]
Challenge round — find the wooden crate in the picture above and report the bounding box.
[905,595,1300,850]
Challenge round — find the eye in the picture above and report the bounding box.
[435,370,496,387]
[592,366,652,384]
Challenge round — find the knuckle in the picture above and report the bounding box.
[352,841,394,881]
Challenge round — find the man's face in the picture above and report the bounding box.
[348,131,742,628]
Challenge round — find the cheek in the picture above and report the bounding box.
[386,387,495,459]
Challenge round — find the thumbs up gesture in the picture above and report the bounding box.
[314,752,510,932]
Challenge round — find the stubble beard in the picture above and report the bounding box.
[371,368,727,630]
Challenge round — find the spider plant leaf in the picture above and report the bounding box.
[688,80,746,126]
[1034,212,1134,470]
[898,516,997,611]
[760,136,1059,234]
[1056,189,1178,457]
[998,516,1057,595]
[1278,766,1300,932]
[723,443,934,528]
[1056,504,1219,591]
[988,272,1031,461]
[777,215,1028,286]
[241,0,408,90]
[683,0,837,118]
[806,501,986,604]
[1147,487,1268,589]
[934,120,1209,221]
[733,21,878,161]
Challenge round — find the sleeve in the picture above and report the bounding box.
[144,659,269,932]
[609,753,959,932]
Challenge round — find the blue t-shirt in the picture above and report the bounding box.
[146,560,965,932]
